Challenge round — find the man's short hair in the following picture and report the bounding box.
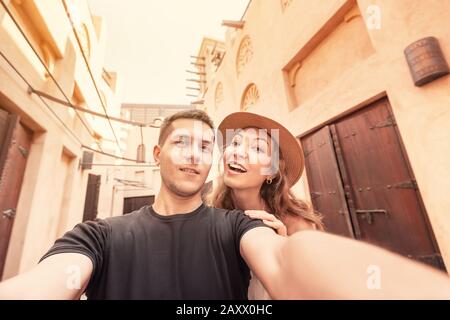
[158,109,215,145]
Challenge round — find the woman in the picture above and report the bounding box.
[208,111,324,299]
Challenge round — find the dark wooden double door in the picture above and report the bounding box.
[301,98,445,270]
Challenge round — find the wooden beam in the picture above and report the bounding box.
[222,20,245,29]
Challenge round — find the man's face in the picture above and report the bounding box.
[154,118,215,197]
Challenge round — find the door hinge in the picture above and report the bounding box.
[310,192,322,199]
[370,116,396,129]
[18,145,29,158]
[2,208,16,219]
[388,180,417,190]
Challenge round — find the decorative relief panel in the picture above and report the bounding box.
[236,36,253,76]
[241,83,260,111]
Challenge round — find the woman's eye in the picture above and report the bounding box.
[232,141,239,147]
[253,146,264,153]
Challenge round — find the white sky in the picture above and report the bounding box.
[88,0,249,105]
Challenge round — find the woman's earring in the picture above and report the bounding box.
[266,178,273,185]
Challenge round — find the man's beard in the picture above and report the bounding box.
[165,180,203,198]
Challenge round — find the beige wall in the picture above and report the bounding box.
[0,0,126,279]
[199,0,450,268]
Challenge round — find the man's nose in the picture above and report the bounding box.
[183,144,202,164]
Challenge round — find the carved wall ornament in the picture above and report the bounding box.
[241,83,260,111]
[236,36,253,76]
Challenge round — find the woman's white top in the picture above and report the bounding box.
[247,272,272,300]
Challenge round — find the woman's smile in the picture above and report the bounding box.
[226,162,248,175]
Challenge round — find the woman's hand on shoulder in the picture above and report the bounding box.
[244,210,287,237]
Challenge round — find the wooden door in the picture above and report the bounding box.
[0,110,32,277]
[334,99,443,269]
[301,98,445,270]
[302,126,354,238]
[82,174,101,222]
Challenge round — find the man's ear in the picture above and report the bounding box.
[153,145,161,166]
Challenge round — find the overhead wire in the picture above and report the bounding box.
[0,0,163,165]
[0,49,155,164]
[0,0,105,151]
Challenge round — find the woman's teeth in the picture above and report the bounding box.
[228,163,247,173]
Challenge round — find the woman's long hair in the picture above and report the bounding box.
[208,153,324,231]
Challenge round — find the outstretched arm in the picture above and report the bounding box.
[0,253,92,300]
[240,228,450,299]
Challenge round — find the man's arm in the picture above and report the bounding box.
[0,253,93,300]
[240,228,450,299]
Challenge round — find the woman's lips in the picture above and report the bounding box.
[225,165,247,175]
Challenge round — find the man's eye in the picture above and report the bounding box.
[175,140,187,145]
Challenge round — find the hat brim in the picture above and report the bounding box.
[218,112,304,187]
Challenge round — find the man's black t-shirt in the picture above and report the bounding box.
[39,203,268,299]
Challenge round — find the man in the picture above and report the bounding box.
[0,110,449,299]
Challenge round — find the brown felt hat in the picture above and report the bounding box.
[218,112,304,187]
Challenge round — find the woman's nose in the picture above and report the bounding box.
[232,143,247,160]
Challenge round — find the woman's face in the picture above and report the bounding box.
[223,127,275,191]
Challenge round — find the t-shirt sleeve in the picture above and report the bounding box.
[39,219,110,280]
[232,210,272,250]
